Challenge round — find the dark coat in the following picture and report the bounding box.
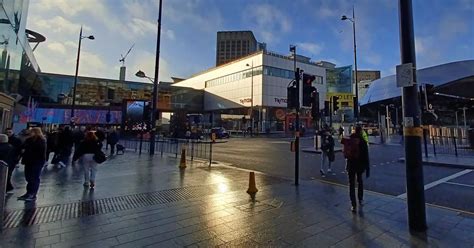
[7,135,22,162]
[346,133,370,175]
[95,130,106,142]
[0,143,14,166]
[73,139,102,161]
[58,129,74,149]
[106,131,119,144]
[21,137,47,165]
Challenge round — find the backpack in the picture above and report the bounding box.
[342,136,360,161]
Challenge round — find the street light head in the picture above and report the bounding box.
[341,15,348,20]
[87,35,95,40]
[246,63,250,67]
[135,70,146,78]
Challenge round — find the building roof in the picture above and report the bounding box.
[360,60,474,105]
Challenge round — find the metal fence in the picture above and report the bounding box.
[424,126,474,157]
[120,137,214,164]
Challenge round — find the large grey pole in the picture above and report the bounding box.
[71,27,83,125]
[352,6,359,120]
[398,0,427,232]
[150,0,162,155]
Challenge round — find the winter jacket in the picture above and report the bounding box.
[21,137,47,165]
[346,133,370,175]
[73,139,102,161]
[0,143,14,166]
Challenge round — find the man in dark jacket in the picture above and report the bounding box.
[342,125,370,212]
[0,134,14,192]
[6,128,22,165]
[57,126,74,168]
[106,128,119,155]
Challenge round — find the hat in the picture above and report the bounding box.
[0,134,8,143]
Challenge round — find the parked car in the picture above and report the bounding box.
[210,127,230,139]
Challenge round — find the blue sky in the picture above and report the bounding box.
[27,0,474,83]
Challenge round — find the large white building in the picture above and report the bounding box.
[174,50,327,133]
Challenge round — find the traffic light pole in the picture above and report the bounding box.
[329,97,333,127]
[291,45,300,186]
[399,0,427,232]
[150,0,162,155]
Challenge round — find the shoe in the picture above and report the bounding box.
[17,194,30,200]
[24,195,37,202]
[58,161,66,168]
[320,170,326,177]
[351,206,357,213]
[90,182,95,189]
[327,168,332,172]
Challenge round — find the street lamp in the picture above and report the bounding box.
[246,62,254,136]
[341,6,359,120]
[70,26,94,125]
[135,70,154,83]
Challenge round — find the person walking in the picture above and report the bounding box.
[341,125,370,213]
[18,127,47,202]
[73,131,102,189]
[0,134,14,193]
[57,126,74,168]
[320,129,335,177]
[5,128,22,172]
[106,128,119,155]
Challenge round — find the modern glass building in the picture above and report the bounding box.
[0,0,42,131]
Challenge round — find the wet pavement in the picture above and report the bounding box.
[1,151,474,247]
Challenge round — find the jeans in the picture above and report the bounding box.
[348,170,364,207]
[60,147,72,165]
[25,162,44,196]
[109,143,117,155]
[81,154,98,183]
[6,162,16,191]
[320,151,331,172]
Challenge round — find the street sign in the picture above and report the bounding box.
[396,63,414,87]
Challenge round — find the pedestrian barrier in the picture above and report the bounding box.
[0,160,8,232]
[428,135,473,157]
[119,137,214,164]
[179,146,187,169]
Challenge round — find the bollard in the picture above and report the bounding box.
[0,160,8,231]
[179,146,187,169]
[246,172,258,195]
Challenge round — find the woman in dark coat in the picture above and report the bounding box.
[18,127,47,202]
[73,131,102,188]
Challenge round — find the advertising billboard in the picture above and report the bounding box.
[326,65,353,94]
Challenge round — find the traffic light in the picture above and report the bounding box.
[324,101,330,116]
[287,83,298,109]
[143,101,151,123]
[302,74,316,107]
[332,96,339,112]
[311,90,320,120]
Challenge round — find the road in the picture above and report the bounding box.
[212,136,474,213]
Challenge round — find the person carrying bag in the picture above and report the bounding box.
[73,131,104,189]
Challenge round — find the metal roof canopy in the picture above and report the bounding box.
[361,60,474,105]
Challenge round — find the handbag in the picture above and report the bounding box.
[93,150,107,164]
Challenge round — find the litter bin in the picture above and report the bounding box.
[0,160,8,231]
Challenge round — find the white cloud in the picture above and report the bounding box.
[363,53,382,66]
[128,18,157,37]
[296,42,323,56]
[30,15,91,35]
[46,42,66,55]
[243,4,292,42]
[128,50,172,83]
[438,14,469,40]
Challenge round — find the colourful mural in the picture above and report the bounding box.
[17,107,121,124]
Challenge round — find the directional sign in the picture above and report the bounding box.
[396,63,414,87]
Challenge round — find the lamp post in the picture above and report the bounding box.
[341,7,359,120]
[246,62,254,136]
[70,26,94,125]
[135,69,159,155]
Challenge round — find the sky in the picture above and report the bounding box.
[27,0,474,83]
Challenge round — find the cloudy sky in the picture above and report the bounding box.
[27,0,474,83]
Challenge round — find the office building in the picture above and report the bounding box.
[216,31,258,66]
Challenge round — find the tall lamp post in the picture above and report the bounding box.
[70,26,94,125]
[341,7,359,120]
[135,70,159,155]
[246,62,254,136]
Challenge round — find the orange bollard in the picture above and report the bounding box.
[247,172,258,195]
[179,146,187,169]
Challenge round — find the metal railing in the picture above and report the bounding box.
[119,137,214,164]
[428,135,473,157]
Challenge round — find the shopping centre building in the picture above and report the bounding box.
[173,50,327,133]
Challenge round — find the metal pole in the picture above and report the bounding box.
[463,107,467,130]
[293,49,300,186]
[71,26,83,124]
[455,111,459,129]
[352,6,359,120]
[399,0,427,232]
[386,105,390,137]
[250,61,254,137]
[150,0,162,155]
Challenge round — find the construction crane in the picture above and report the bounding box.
[119,43,134,66]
